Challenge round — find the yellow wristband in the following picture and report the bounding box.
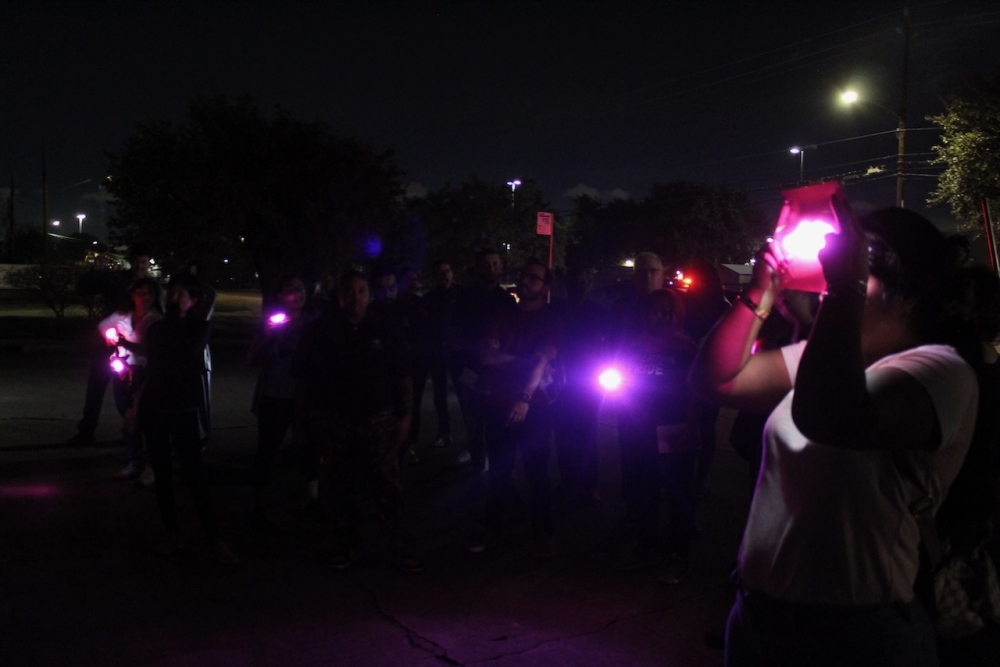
[738,293,770,321]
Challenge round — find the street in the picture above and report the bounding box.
[1,327,754,667]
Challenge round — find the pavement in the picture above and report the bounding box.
[0,315,755,667]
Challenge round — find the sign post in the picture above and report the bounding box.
[536,211,554,270]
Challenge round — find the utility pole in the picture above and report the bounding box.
[896,8,910,208]
[41,141,50,265]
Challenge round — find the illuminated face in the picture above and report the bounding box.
[435,263,454,289]
[374,274,398,302]
[280,279,307,310]
[166,284,195,317]
[131,284,156,310]
[634,256,663,295]
[132,255,151,278]
[339,276,371,320]
[478,253,503,285]
[516,264,548,303]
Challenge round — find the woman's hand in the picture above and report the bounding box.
[818,194,869,294]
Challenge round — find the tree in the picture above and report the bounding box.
[105,94,406,297]
[407,177,562,277]
[566,181,768,271]
[929,74,1000,228]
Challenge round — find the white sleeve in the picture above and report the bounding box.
[779,340,808,384]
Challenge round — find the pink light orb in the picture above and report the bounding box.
[779,219,837,262]
[111,358,125,374]
[268,313,288,325]
[104,327,119,343]
[598,368,623,392]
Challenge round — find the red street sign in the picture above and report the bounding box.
[536,212,553,236]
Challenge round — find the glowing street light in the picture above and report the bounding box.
[840,90,906,207]
[506,179,521,208]
[51,219,60,227]
[76,213,86,234]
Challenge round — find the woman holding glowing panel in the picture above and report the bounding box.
[690,199,980,666]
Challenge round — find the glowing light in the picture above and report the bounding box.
[0,484,59,498]
[104,328,119,344]
[110,358,125,374]
[268,313,288,326]
[623,259,634,268]
[598,368,623,392]
[778,219,837,262]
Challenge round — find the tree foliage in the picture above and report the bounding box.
[565,181,768,270]
[929,74,1000,228]
[407,177,562,277]
[105,94,405,295]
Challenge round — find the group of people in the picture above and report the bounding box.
[69,203,1000,664]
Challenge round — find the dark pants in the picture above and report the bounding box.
[251,396,320,497]
[552,384,601,494]
[311,411,408,550]
[483,402,554,537]
[726,587,939,666]
[618,415,699,555]
[144,408,219,542]
[429,352,464,438]
[78,344,114,435]
[407,356,431,446]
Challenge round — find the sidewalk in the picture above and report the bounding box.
[1,316,753,667]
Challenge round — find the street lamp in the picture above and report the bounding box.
[51,219,60,227]
[789,145,817,183]
[506,179,521,208]
[840,90,906,207]
[76,213,86,235]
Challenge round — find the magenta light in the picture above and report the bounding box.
[268,313,288,326]
[778,219,837,262]
[111,358,125,374]
[104,327,119,343]
[598,368,623,392]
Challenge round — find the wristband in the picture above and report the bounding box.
[518,392,532,404]
[738,293,770,321]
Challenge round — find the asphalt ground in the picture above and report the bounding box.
[0,306,755,667]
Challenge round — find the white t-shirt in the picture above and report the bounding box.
[739,342,977,605]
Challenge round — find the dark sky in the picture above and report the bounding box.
[3,0,999,242]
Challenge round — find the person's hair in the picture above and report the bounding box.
[861,208,973,355]
[433,259,452,270]
[523,258,553,285]
[167,273,204,303]
[634,251,662,268]
[371,265,396,283]
[643,288,686,330]
[477,248,501,261]
[275,273,305,296]
[959,264,1000,345]
[338,269,369,292]
[119,277,162,314]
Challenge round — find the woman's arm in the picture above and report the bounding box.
[689,247,793,414]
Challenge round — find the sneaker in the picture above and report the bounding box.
[433,434,452,448]
[152,532,184,556]
[213,541,241,565]
[116,461,142,481]
[398,550,423,574]
[658,557,692,585]
[135,466,155,487]
[455,449,472,465]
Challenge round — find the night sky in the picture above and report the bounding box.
[3,0,999,243]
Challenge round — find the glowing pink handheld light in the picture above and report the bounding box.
[267,312,289,326]
[109,356,126,375]
[772,181,846,293]
[104,327,119,344]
